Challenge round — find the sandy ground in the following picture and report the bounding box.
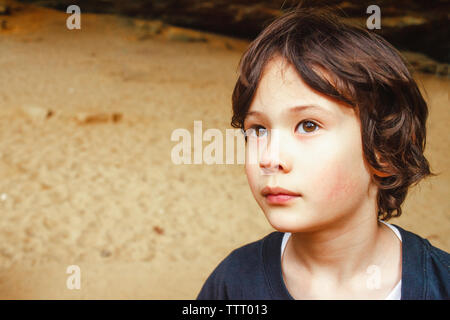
[0,3,448,299]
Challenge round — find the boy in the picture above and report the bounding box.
[197,7,449,299]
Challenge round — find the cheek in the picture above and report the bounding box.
[318,161,364,203]
[311,125,368,204]
[245,163,258,193]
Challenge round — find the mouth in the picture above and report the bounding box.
[261,186,301,205]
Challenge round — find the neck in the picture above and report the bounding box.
[288,210,383,284]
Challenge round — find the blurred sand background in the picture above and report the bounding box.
[0,2,448,299]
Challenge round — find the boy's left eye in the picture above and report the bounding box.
[296,120,320,134]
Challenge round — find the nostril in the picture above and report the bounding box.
[259,160,281,175]
[261,167,277,176]
[259,158,276,169]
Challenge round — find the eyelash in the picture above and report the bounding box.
[244,120,321,139]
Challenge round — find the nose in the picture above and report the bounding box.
[258,129,291,174]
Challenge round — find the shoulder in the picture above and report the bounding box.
[392,224,449,299]
[196,231,283,300]
[228,231,283,268]
[420,235,449,299]
[393,224,449,263]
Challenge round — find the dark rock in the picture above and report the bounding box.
[74,111,123,124]
[100,249,112,257]
[165,27,208,42]
[0,19,7,30]
[153,226,164,235]
[15,0,450,70]
[132,18,164,40]
[0,3,10,15]
[402,51,449,77]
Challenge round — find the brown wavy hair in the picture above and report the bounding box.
[231,6,438,221]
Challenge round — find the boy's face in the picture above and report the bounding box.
[244,56,378,232]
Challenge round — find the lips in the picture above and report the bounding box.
[261,186,301,197]
[261,186,301,204]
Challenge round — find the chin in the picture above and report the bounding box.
[264,208,322,233]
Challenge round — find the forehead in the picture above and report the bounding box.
[247,55,355,120]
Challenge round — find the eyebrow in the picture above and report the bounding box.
[245,104,331,118]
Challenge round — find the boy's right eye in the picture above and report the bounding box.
[245,126,268,139]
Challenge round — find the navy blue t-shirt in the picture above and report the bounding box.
[197,224,449,300]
